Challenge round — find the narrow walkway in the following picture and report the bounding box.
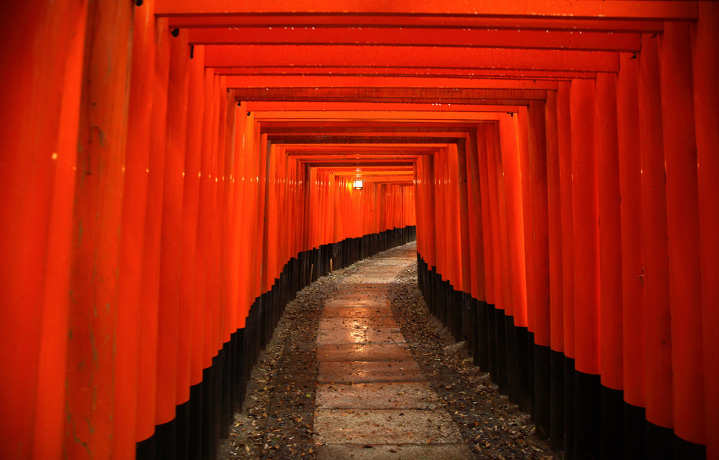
[222,242,553,459]
[314,245,473,459]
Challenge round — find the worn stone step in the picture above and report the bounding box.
[318,360,423,383]
[314,408,464,444]
[317,343,413,362]
[319,316,399,329]
[321,306,394,317]
[317,443,473,460]
[316,326,405,345]
[316,382,440,410]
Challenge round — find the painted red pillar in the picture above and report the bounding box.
[616,51,644,401]
[499,114,527,328]
[456,141,472,297]
[184,46,207,390]
[0,1,88,456]
[484,124,505,389]
[476,126,494,309]
[136,18,171,447]
[544,88,565,450]
[595,72,623,393]
[637,33,673,453]
[557,82,574,364]
[556,80,574,453]
[594,71,624,456]
[156,28,190,432]
[616,51,646,458]
[544,91,563,357]
[112,1,156,456]
[570,78,600,376]
[569,77,601,458]
[659,21,704,451]
[494,120,514,394]
[528,99,551,437]
[64,0,133,457]
[692,4,719,459]
[527,100,550,346]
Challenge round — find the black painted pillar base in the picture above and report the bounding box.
[415,251,709,460]
[154,418,176,460]
[486,305,498,384]
[476,300,489,370]
[188,382,203,460]
[175,400,190,460]
[563,356,576,459]
[600,385,623,460]
[533,344,551,439]
[646,421,675,460]
[136,435,155,460]
[549,349,565,452]
[574,370,601,460]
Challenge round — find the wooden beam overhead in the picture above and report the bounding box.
[246,103,521,114]
[217,67,597,80]
[236,87,546,105]
[156,0,696,21]
[226,76,559,90]
[189,27,641,52]
[206,45,619,72]
[168,15,666,33]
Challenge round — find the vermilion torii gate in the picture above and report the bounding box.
[0,1,717,459]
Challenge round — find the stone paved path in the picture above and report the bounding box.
[314,245,473,459]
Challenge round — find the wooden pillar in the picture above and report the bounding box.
[528,99,551,437]
[556,80,574,454]
[485,123,506,389]
[569,78,600,459]
[616,50,646,459]
[503,112,529,330]
[112,1,156,457]
[134,18,171,453]
[0,0,88,456]
[637,32,673,457]
[692,4,719,459]
[594,71,624,458]
[64,0,133,457]
[156,28,190,436]
[476,126,493,309]
[659,21,704,454]
[495,118,514,395]
[457,139,473,296]
[545,89,565,449]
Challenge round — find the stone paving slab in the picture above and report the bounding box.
[343,276,398,284]
[316,327,405,345]
[317,443,473,460]
[340,283,399,291]
[314,409,464,445]
[313,245,470,457]
[317,343,413,362]
[316,382,440,410]
[322,306,394,317]
[318,361,424,383]
[319,316,399,329]
[325,297,389,308]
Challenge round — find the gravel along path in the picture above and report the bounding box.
[220,242,555,459]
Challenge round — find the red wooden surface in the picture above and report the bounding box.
[693,4,719,458]
[638,33,673,432]
[1,1,717,457]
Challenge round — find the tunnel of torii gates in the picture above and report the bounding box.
[1,0,718,459]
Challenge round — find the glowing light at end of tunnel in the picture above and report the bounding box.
[353,180,363,190]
